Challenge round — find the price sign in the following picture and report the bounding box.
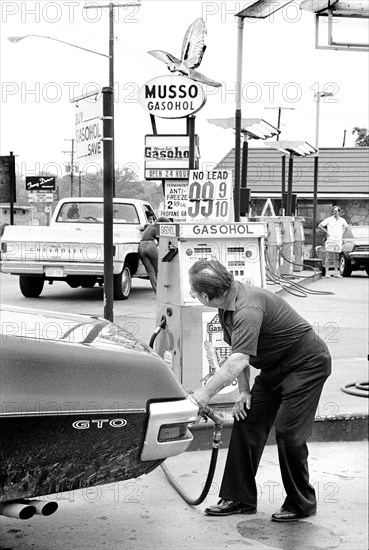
[163,180,189,220]
[186,170,233,223]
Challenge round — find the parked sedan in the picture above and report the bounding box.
[339,225,369,277]
[0,305,198,519]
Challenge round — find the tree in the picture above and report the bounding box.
[57,167,164,210]
[352,127,369,147]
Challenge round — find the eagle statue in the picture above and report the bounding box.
[148,18,222,88]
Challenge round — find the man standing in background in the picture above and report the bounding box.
[318,206,348,277]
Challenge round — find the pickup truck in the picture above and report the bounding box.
[0,197,156,300]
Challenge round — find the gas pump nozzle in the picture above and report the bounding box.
[202,406,225,427]
[188,394,224,427]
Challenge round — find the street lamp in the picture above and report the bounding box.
[315,91,333,150]
[7,35,109,58]
[312,90,333,257]
[233,1,295,221]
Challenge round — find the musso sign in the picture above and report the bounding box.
[138,75,206,119]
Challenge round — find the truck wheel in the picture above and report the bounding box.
[339,254,352,277]
[19,276,44,297]
[113,264,132,300]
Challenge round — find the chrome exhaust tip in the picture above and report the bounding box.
[0,502,36,520]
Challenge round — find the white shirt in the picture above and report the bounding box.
[321,215,348,251]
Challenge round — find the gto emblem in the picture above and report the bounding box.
[72,418,127,430]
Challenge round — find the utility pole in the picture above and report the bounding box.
[62,138,75,196]
[84,2,141,197]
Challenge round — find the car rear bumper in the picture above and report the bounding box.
[141,398,198,461]
[0,261,123,276]
[349,252,369,260]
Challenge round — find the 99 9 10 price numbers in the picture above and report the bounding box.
[187,171,232,222]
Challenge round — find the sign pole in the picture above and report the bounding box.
[187,115,196,170]
[287,153,294,216]
[312,155,319,256]
[234,17,244,223]
[281,155,286,214]
[102,87,114,322]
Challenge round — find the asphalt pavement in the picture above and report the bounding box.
[1,270,368,549]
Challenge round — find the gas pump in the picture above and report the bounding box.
[279,217,295,276]
[153,221,267,405]
[242,216,283,276]
[292,216,305,272]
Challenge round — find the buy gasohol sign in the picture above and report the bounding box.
[75,94,103,160]
[138,75,206,119]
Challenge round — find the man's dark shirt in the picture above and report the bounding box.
[219,281,312,370]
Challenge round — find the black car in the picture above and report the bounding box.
[339,225,369,277]
[0,305,198,520]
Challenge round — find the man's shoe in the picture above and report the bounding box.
[205,499,256,516]
[271,507,316,522]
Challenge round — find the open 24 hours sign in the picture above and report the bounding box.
[186,170,233,223]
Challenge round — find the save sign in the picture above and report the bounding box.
[75,95,103,161]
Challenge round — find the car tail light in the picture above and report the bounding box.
[1,242,7,253]
[140,399,198,461]
[158,423,191,442]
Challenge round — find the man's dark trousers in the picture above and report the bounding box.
[219,330,332,515]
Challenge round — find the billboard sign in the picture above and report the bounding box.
[138,75,206,119]
[144,135,199,180]
[25,176,56,191]
[28,193,54,203]
[75,94,103,161]
[0,155,16,203]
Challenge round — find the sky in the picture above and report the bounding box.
[1,0,368,181]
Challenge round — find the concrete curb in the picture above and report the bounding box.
[188,413,368,452]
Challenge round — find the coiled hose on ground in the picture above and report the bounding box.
[265,249,335,297]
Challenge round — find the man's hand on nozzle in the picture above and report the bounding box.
[233,390,252,421]
[191,387,211,416]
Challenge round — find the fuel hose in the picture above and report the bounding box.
[149,321,224,506]
[265,252,335,297]
[341,381,369,398]
[160,407,224,506]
